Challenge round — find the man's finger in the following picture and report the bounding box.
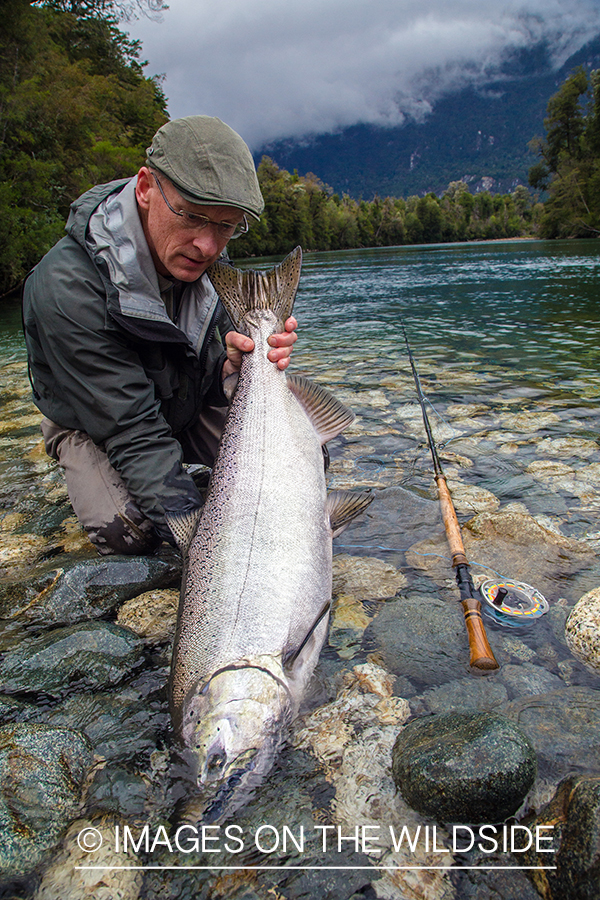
[226,332,254,353]
[268,331,298,348]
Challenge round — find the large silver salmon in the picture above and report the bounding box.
[167,247,371,821]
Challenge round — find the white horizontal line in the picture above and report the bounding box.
[75,865,557,871]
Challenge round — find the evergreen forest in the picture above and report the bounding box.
[0,0,599,294]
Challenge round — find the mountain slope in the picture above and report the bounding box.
[258,36,600,199]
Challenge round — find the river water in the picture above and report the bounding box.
[292,238,600,582]
[1,239,600,899]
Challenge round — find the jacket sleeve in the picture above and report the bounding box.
[23,238,204,541]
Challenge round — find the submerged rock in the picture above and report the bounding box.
[33,813,143,900]
[523,775,600,900]
[329,554,407,658]
[368,594,469,685]
[116,588,179,641]
[444,479,501,515]
[391,712,537,823]
[565,587,600,676]
[0,525,49,578]
[0,723,93,880]
[332,553,407,599]
[0,621,145,696]
[40,689,168,762]
[536,436,599,459]
[0,693,37,724]
[526,459,600,504]
[407,508,593,603]
[410,677,509,717]
[84,764,153,818]
[294,664,456,900]
[501,687,600,785]
[499,663,565,698]
[498,634,538,663]
[497,411,561,433]
[0,549,182,627]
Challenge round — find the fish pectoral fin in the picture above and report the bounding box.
[165,507,203,553]
[327,490,373,538]
[222,373,239,403]
[207,247,302,332]
[287,375,355,443]
[283,600,331,672]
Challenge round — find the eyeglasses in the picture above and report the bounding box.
[152,173,249,239]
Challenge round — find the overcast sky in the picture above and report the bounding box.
[127,0,600,151]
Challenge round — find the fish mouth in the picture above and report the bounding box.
[200,760,258,825]
[176,734,281,826]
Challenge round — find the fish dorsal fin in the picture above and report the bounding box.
[327,490,373,537]
[165,508,203,553]
[282,599,331,672]
[287,375,355,444]
[207,247,302,333]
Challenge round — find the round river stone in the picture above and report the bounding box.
[391,711,537,823]
[0,723,93,879]
[565,587,600,676]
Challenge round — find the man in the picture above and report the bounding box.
[22,116,297,555]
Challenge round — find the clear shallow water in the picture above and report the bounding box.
[2,239,600,897]
[282,240,600,569]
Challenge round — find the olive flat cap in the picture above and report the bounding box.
[146,116,264,220]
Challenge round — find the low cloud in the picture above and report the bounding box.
[128,0,600,149]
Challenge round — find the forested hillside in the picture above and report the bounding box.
[0,0,167,295]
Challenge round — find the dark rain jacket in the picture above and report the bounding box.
[22,176,232,540]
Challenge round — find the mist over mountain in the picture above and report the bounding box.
[257,35,600,199]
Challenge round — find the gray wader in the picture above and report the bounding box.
[42,405,228,556]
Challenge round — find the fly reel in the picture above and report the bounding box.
[479,579,549,627]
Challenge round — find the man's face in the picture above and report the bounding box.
[135,168,246,281]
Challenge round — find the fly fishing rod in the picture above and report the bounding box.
[402,323,499,671]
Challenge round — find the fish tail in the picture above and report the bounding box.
[206,246,302,332]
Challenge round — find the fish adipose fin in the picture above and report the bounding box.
[165,508,203,553]
[287,375,355,444]
[206,246,302,333]
[327,490,373,538]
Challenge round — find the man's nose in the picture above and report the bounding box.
[191,226,223,258]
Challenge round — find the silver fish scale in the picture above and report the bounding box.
[171,310,331,714]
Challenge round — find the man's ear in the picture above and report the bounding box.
[135,167,153,211]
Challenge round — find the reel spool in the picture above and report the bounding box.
[479,579,549,627]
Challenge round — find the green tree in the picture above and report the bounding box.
[529,67,600,238]
[543,67,588,170]
[416,194,443,243]
[0,0,167,295]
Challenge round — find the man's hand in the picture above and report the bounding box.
[222,317,298,378]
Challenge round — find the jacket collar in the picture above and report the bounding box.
[67,178,220,351]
